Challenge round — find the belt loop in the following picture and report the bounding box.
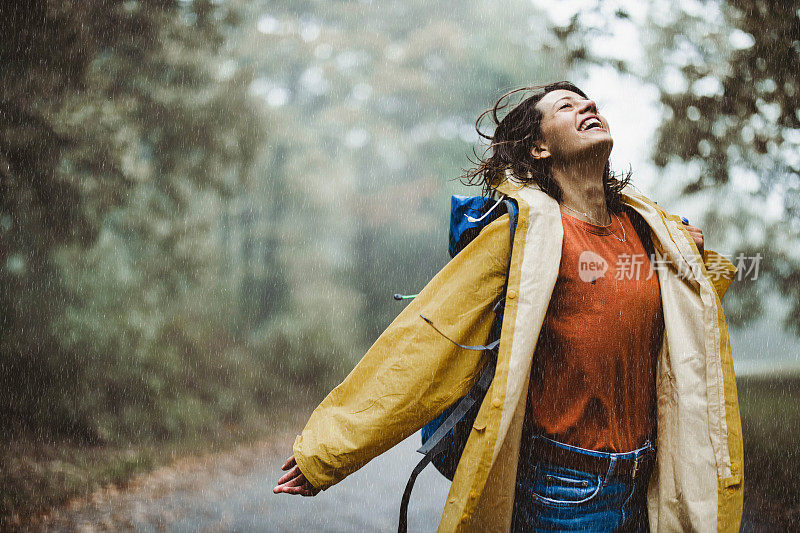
[602,456,617,487]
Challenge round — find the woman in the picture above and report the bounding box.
[274,82,743,532]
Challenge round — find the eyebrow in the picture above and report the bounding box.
[552,96,578,108]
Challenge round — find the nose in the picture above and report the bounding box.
[579,99,597,114]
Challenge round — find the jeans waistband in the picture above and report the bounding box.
[532,434,657,461]
[520,434,657,480]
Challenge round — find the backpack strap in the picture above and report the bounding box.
[500,199,518,290]
[398,199,517,533]
[418,315,501,352]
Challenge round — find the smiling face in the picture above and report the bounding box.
[531,89,613,164]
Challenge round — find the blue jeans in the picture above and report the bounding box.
[511,435,656,532]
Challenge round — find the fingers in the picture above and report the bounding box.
[277,465,301,485]
[683,224,701,234]
[687,229,703,243]
[274,454,320,496]
[682,222,698,232]
[684,224,703,242]
[276,483,317,496]
[276,472,305,490]
[274,482,315,496]
[281,456,296,471]
[681,223,704,248]
[294,475,320,497]
[685,227,702,240]
[273,472,319,496]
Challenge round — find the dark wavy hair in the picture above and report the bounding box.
[460,81,632,213]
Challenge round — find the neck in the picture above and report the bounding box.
[550,157,609,224]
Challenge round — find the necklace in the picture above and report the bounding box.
[560,203,627,242]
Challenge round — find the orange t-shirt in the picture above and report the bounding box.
[526,208,664,452]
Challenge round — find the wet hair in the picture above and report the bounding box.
[460,81,632,213]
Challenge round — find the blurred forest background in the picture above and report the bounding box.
[1,0,798,526]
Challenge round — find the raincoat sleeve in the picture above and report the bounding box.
[702,248,738,300]
[292,215,512,491]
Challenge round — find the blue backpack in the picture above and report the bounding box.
[397,194,518,533]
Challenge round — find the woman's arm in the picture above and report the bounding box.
[279,214,513,493]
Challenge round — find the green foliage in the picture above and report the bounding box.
[0,0,267,442]
[0,0,561,453]
[248,289,363,398]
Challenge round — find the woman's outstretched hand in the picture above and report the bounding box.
[273,455,320,496]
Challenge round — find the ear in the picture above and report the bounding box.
[530,141,550,160]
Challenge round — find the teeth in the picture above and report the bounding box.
[580,118,602,131]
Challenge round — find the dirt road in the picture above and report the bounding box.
[36,432,449,532]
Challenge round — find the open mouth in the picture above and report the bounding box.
[578,117,604,131]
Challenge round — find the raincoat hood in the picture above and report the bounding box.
[293,180,743,532]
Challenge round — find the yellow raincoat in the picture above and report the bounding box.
[293,180,743,532]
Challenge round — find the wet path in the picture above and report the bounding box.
[246,436,448,532]
[34,426,769,532]
[38,433,449,532]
